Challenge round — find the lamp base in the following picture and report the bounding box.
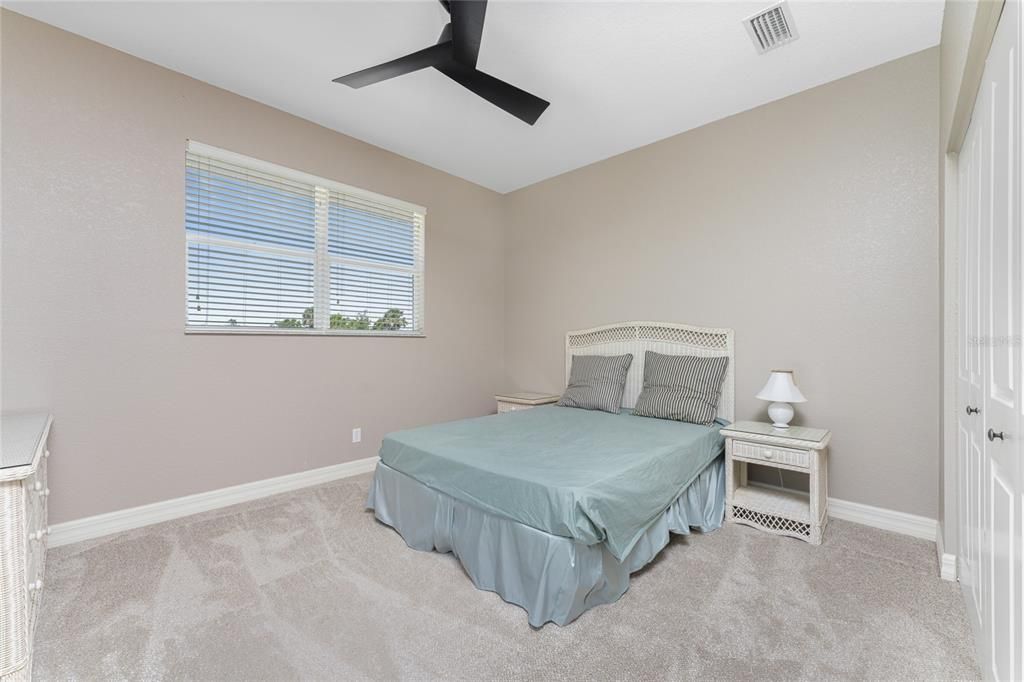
[768,402,794,429]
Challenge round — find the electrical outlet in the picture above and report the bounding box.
[351,427,362,444]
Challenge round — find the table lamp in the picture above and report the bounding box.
[756,370,806,428]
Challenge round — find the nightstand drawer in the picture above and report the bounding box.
[732,441,810,469]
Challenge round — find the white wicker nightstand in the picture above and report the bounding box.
[495,392,560,414]
[721,421,831,545]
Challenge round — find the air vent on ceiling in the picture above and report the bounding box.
[745,1,799,54]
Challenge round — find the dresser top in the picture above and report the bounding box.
[1,412,52,476]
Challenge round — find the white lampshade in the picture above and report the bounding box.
[756,370,807,403]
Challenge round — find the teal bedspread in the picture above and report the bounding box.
[378,405,725,561]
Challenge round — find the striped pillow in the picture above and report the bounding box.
[557,354,633,414]
[633,352,729,426]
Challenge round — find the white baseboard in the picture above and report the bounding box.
[935,525,958,582]
[827,497,937,541]
[748,482,939,541]
[49,456,379,548]
[939,554,957,581]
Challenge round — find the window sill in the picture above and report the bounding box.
[185,327,425,338]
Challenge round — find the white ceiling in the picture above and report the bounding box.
[7,1,944,193]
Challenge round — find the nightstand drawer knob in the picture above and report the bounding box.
[966,405,980,415]
[988,428,1005,441]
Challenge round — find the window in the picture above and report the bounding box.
[185,141,425,335]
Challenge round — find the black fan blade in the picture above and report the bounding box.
[334,41,451,88]
[449,0,487,67]
[438,22,452,44]
[435,60,549,125]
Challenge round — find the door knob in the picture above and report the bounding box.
[987,428,1005,441]
[966,406,980,415]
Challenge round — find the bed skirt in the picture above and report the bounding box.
[365,456,725,627]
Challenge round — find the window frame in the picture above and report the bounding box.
[184,141,426,337]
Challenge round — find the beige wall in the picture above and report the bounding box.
[503,48,940,518]
[0,11,505,524]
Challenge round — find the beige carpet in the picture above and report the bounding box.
[34,473,979,681]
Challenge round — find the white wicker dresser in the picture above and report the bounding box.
[1,412,52,682]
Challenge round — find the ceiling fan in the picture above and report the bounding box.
[333,0,550,125]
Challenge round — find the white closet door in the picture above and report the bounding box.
[959,89,985,634]
[982,3,1021,680]
[958,1,1022,679]
[987,3,1019,675]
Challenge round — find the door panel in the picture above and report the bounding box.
[983,2,1021,679]
[957,1,1022,679]
[992,469,1016,680]
[959,89,986,632]
[975,429,985,622]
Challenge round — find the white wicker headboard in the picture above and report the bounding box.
[565,321,735,423]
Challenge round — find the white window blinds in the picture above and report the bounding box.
[185,142,425,335]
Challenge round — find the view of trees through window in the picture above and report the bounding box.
[228,307,408,331]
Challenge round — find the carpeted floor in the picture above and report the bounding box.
[33,473,979,681]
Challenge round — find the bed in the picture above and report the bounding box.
[366,321,735,626]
